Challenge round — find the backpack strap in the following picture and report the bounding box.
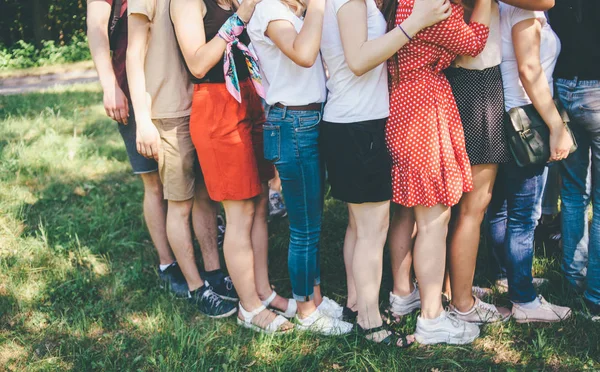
[108,0,124,45]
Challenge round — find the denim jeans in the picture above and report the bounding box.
[488,161,548,303]
[263,105,323,301]
[556,78,600,305]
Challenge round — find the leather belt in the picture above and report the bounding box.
[274,102,322,111]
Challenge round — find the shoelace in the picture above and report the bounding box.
[224,277,234,291]
[446,311,462,328]
[202,289,224,308]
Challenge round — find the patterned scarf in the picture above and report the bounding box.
[218,14,265,103]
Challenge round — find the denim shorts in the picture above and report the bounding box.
[117,107,159,174]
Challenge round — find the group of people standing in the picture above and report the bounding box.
[87,0,599,347]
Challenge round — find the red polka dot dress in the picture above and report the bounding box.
[386,2,490,208]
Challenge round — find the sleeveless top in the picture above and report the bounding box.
[200,0,250,83]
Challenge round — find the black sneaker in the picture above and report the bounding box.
[158,262,189,298]
[189,284,237,318]
[206,274,239,301]
[583,298,600,322]
[217,215,226,248]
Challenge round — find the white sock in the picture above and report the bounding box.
[159,262,175,272]
[269,188,278,197]
[516,297,542,309]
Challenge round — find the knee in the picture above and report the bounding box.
[355,216,389,243]
[417,210,451,236]
[459,194,492,221]
[168,199,193,219]
[225,201,256,231]
[141,172,163,197]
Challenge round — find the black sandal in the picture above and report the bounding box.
[356,324,413,348]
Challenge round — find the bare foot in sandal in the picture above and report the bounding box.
[261,290,297,318]
[237,304,294,334]
[358,323,415,348]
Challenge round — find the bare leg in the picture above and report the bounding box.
[449,164,498,312]
[413,204,451,319]
[223,199,282,328]
[140,172,175,265]
[166,199,203,290]
[191,177,220,272]
[344,205,358,310]
[253,184,289,310]
[349,201,389,329]
[390,204,416,297]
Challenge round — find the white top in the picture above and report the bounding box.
[499,4,561,111]
[453,1,501,70]
[248,0,327,106]
[320,0,389,123]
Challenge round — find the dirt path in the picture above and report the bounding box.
[0,67,99,96]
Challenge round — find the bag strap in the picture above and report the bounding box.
[108,0,123,39]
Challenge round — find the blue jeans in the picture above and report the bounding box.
[556,78,600,305]
[263,105,323,301]
[488,161,548,303]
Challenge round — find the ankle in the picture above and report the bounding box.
[393,283,416,297]
[420,307,443,320]
[357,316,383,330]
[452,296,476,313]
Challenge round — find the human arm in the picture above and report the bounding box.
[264,0,326,68]
[417,0,491,57]
[171,0,262,79]
[86,0,129,124]
[126,12,161,161]
[501,0,554,11]
[336,0,451,77]
[512,18,572,161]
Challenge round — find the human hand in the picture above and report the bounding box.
[549,126,573,162]
[236,0,262,23]
[103,83,129,124]
[411,0,452,29]
[136,118,161,161]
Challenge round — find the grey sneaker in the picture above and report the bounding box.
[269,191,287,219]
[449,297,511,325]
[414,311,480,345]
[472,286,493,299]
[512,296,572,323]
[495,278,548,294]
[389,283,421,318]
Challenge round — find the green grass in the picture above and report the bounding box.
[0,84,598,371]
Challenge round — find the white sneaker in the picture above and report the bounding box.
[449,297,511,325]
[496,278,548,294]
[414,311,480,345]
[512,296,572,323]
[295,309,353,335]
[389,283,421,317]
[317,297,344,319]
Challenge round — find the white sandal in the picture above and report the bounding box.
[237,303,293,334]
[261,290,297,318]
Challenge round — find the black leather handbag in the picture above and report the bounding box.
[504,100,578,167]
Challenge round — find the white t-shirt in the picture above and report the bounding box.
[320,0,389,123]
[499,4,561,111]
[247,0,327,106]
[453,1,501,70]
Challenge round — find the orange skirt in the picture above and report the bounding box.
[190,79,274,201]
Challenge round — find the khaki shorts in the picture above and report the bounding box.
[153,116,197,201]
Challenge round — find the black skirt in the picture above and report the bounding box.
[445,65,511,165]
